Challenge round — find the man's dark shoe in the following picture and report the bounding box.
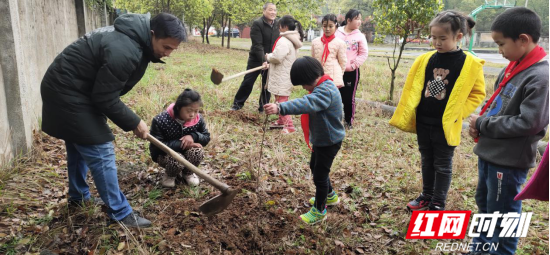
[115,212,152,228]
[230,105,241,111]
[407,193,431,211]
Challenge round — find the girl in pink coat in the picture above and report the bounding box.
[335,9,368,128]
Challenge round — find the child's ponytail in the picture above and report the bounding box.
[430,10,475,37]
[295,20,304,42]
[466,16,476,36]
[279,15,304,41]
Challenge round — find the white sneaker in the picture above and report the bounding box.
[183,173,200,186]
[161,174,176,188]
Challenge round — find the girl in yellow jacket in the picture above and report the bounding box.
[389,11,486,211]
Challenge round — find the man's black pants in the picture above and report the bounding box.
[232,61,271,111]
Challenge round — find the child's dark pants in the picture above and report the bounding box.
[416,121,456,208]
[310,142,342,211]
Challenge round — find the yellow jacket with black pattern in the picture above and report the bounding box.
[389,50,486,146]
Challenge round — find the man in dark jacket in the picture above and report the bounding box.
[230,2,279,112]
[40,13,186,228]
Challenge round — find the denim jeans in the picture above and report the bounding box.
[416,121,456,207]
[472,158,529,255]
[66,142,132,220]
[310,142,342,211]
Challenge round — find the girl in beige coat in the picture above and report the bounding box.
[311,14,347,88]
[265,15,304,134]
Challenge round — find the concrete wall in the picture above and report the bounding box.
[0,63,11,163]
[84,1,107,30]
[0,0,111,166]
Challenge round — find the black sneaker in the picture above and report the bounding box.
[230,105,241,111]
[428,202,445,211]
[111,212,152,228]
[407,193,431,211]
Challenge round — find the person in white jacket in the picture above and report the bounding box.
[264,15,304,134]
[311,14,347,89]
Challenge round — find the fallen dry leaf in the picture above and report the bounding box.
[117,242,125,251]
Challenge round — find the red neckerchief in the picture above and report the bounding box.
[320,34,335,64]
[476,45,547,142]
[300,75,333,150]
[272,36,282,52]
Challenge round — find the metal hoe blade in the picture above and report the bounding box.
[199,189,238,216]
[147,134,237,216]
[210,68,224,85]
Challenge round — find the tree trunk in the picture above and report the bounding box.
[206,19,210,44]
[227,17,232,49]
[221,12,225,47]
[388,33,409,102]
[389,69,396,102]
[201,18,206,43]
[205,15,216,45]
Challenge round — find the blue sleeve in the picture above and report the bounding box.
[279,86,332,115]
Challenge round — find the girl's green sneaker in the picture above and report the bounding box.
[300,207,327,224]
[309,191,340,206]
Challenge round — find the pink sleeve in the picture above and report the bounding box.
[515,145,549,201]
[338,42,347,73]
[351,34,368,70]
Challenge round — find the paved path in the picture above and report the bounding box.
[369,46,512,64]
[300,45,509,75]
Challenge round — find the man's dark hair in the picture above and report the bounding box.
[174,88,202,115]
[491,7,541,43]
[151,13,187,42]
[290,56,325,86]
[263,2,275,10]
